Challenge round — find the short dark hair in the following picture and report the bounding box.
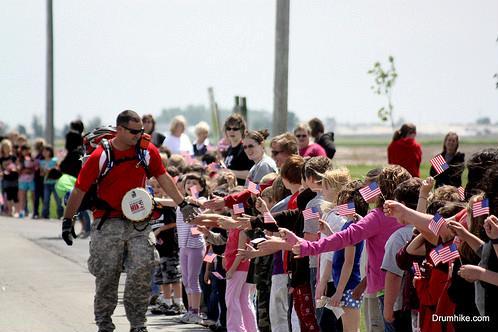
[70,120,84,134]
[224,114,246,136]
[394,178,423,210]
[308,118,325,138]
[117,110,141,127]
[142,114,156,133]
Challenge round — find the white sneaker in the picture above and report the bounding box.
[186,314,204,325]
[177,312,192,323]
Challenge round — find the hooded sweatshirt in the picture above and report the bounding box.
[387,137,422,177]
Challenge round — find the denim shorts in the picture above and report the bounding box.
[19,181,35,191]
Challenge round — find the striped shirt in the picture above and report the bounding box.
[176,207,205,249]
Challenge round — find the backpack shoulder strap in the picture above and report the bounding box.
[98,138,114,180]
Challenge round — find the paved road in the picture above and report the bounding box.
[0,216,207,332]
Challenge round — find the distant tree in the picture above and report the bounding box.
[32,115,44,138]
[324,117,337,132]
[368,56,398,130]
[0,121,8,137]
[287,111,300,132]
[61,124,70,136]
[476,117,491,125]
[157,105,299,137]
[17,124,27,136]
[86,117,102,131]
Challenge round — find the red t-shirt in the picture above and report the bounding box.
[224,228,250,272]
[75,140,166,218]
[299,143,327,158]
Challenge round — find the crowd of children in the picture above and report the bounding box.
[0,132,62,219]
[3,114,498,332]
[139,115,498,332]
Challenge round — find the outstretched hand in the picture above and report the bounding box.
[383,200,408,224]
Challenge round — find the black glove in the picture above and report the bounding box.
[179,200,201,223]
[62,217,77,246]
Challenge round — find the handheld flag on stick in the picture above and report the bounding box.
[457,187,465,201]
[359,182,382,202]
[264,212,276,224]
[303,207,321,221]
[429,245,443,266]
[336,202,356,216]
[428,213,446,236]
[438,244,460,264]
[413,262,421,277]
[430,155,449,175]
[233,203,245,215]
[247,181,260,195]
[190,186,200,198]
[473,198,490,218]
[203,253,216,263]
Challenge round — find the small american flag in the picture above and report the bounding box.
[473,198,490,217]
[181,152,194,165]
[359,182,382,202]
[336,202,356,216]
[190,186,200,198]
[457,187,465,201]
[429,245,443,266]
[413,262,421,277]
[212,271,225,280]
[303,207,321,221]
[233,203,245,215]
[428,213,445,236]
[439,244,460,264]
[247,181,260,195]
[203,253,216,263]
[264,212,276,224]
[453,236,461,246]
[207,162,221,173]
[430,154,449,174]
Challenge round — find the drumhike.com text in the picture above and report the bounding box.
[431,314,490,323]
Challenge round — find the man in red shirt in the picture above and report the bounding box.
[62,110,197,332]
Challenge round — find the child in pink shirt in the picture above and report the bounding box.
[293,166,411,313]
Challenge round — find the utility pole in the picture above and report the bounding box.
[207,87,222,142]
[272,0,290,135]
[46,0,54,146]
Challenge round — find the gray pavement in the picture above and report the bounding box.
[0,216,207,332]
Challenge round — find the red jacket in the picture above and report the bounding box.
[387,137,422,177]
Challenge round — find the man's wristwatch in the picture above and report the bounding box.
[178,200,188,209]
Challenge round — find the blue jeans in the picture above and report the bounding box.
[377,295,396,332]
[42,183,63,218]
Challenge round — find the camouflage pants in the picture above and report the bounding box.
[88,218,155,332]
[254,254,273,332]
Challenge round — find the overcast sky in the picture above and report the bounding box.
[2,0,498,130]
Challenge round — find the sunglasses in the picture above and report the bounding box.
[121,125,144,135]
[271,150,284,156]
[243,144,256,150]
[295,134,308,138]
[226,127,241,132]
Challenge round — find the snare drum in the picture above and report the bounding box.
[121,188,154,222]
